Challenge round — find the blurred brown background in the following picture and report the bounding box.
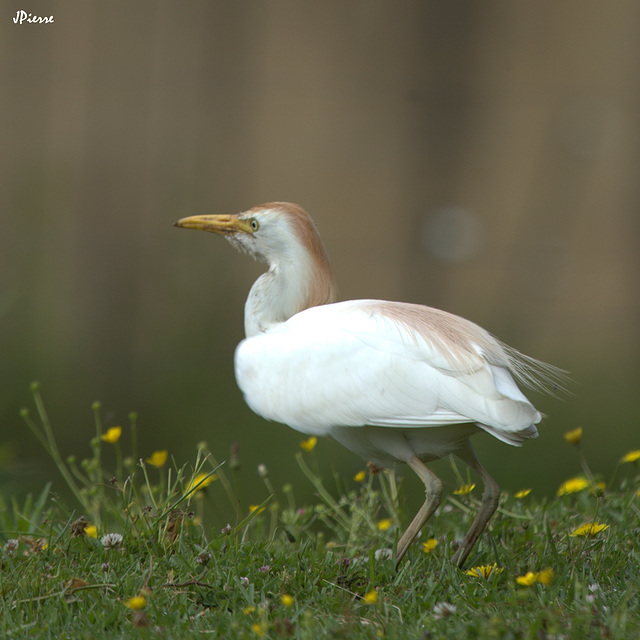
[1,1,639,507]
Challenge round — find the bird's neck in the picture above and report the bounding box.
[244,252,336,337]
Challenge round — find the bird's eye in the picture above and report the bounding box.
[249,218,260,232]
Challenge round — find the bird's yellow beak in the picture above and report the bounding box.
[174,214,253,236]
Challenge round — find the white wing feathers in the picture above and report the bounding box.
[234,300,548,444]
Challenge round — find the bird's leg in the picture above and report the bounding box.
[395,456,442,568]
[451,442,501,568]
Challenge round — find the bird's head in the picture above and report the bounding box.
[175,202,337,312]
[175,202,317,262]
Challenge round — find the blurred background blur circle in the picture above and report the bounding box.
[421,206,484,263]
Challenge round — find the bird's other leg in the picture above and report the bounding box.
[451,442,501,569]
[395,456,442,568]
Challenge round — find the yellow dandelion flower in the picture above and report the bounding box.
[249,505,265,515]
[125,595,147,610]
[146,450,168,468]
[377,518,393,531]
[621,450,640,464]
[465,563,503,579]
[422,538,438,553]
[516,568,553,586]
[363,590,378,604]
[354,470,366,482]
[300,436,317,452]
[514,489,532,499]
[243,606,256,615]
[251,622,267,637]
[186,472,216,493]
[535,568,554,586]
[85,524,98,539]
[280,594,294,607]
[101,426,122,444]
[516,571,537,586]
[563,427,582,446]
[453,483,475,496]
[557,476,590,496]
[569,522,609,537]
[636,488,640,498]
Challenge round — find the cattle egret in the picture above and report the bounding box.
[175,202,564,568]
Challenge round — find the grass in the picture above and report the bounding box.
[1,385,640,639]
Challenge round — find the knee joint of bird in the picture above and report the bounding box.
[483,484,500,508]
[426,477,443,503]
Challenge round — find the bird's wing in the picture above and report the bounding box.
[234,300,540,441]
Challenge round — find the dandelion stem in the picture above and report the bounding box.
[447,496,473,515]
[578,451,595,484]
[91,402,106,509]
[496,507,532,520]
[140,460,159,511]
[23,385,88,516]
[378,470,401,527]
[295,452,351,531]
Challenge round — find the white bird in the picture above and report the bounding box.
[175,202,564,568]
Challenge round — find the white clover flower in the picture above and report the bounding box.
[374,548,393,561]
[3,539,19,555]
[433,602,457,619]
[100,533,123,550]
